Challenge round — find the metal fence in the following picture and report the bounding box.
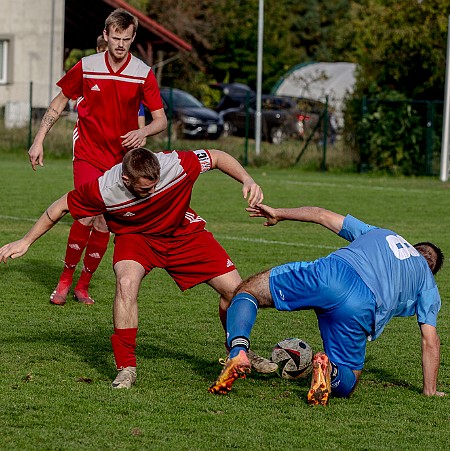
[357,97,444,175]
[0,81,445,175]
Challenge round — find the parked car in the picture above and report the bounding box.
[151,87,223,140]
[212,83,327,143]
[219,94,304,144]
[212,82,254,112]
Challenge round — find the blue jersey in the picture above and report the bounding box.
[333,215,440,340]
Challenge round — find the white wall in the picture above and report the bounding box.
[0,0,65,110]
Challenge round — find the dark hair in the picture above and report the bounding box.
[96,35,107,52]
[104,8,138,34]
[414,242,444,275]
[122,148,160,183]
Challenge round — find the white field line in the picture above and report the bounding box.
[0,214,337,251]
[0,214,72,224]
[283,180,438,194]
[215,234,337,250]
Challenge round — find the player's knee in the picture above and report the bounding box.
[115,269,141,297]
[116,275,134,295]
[235,270,272,307]
[79,216,95,227]
[330,363,358,398]
[93,215,108,232]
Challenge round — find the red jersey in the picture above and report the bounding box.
[57,52,163,172]
[67,150,212,237]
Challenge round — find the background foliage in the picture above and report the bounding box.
[124,1,450,175]
[125,0,450,100]
[64,1,450,174]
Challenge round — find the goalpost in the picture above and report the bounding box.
[440,16,450,182]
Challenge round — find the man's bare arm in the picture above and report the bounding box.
[420,323,445,396]
[0,194,70,263]
[121,108,167,150]
[28,91,70,170]
[247,204,345,234]
[209,149,264,207]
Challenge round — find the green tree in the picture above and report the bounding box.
[341,0,450,174]
[212,0,352,91]
[344,0,450,99]
[132,0,353,96]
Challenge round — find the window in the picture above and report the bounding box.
[0,40,8,84]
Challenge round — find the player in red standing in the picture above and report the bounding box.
[28,8,167,306]
[95,34,147,147]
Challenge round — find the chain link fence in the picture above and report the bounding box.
[0,82,445,175]
[355,97,444,176]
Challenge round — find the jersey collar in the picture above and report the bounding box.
[104,51,131,75]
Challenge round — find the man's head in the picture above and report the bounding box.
[122,148,160,198]
[414,242,444,275]
[104,8,138,34]
[103,8,138,62]
[96,35,107,53]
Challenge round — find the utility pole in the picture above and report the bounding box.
[255,0,264,156]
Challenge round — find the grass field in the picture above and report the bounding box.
[0,150,449,450]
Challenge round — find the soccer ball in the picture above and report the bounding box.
[271,338,313,380]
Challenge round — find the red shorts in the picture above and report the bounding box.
[113,231,236,291]
[73,159,104,189]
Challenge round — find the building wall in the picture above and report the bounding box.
[0,0,65,110]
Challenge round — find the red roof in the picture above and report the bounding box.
[103,0,192,52]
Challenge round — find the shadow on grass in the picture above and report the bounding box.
[361,356,421,394]
[4,261,421,395]
[4,259,67,294]
[2,318,228,382]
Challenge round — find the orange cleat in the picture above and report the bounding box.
[208,350,251,395]
[307,352,331,406]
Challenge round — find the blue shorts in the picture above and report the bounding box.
[269,255,376,370]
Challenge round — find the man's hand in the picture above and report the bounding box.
[121,129,147,150]
[246,204,279,226]
[242,178,264,207]
[28,142,44,171]
[0,240,30,263]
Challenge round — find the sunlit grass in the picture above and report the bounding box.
[0,151,448,450]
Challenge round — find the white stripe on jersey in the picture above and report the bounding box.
[104,172,188,212]
[83,74,145,84]
[82,52,151,80]
[98,152,187,211]
[73,127,79,146]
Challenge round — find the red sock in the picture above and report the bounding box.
[63,221,92,269]
[75,228,110,290]
[111,328,138,369]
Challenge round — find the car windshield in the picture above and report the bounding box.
[162,90,204,108]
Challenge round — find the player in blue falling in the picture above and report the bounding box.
[208,203,446,404]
